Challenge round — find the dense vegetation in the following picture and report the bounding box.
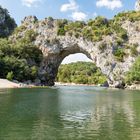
[57,16,128,42]
[56,62,107,85]
[0,30,43,82]
[0,6,43,82]
[57,11,140,42]
[114,11,140,22]
[57,11,140,62]
[125,56,140,85]
[0,6,17,37]
[1,5,140,86]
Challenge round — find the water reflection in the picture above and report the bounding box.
[0,87,140,140]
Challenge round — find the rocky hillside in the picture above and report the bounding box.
[135,0,140,11]
[0,6,43,84]
[1,4,140,88]
[0,6,16,37]
[9,10,140,88]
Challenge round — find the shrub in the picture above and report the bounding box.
[6,71,14,81]
[125,56,140,84]
[113,48,125,62]
[48,17,53,21]
[99,43,107,51]
[57,28,65,36]
[0,30,43,82]
[130,44,139,57]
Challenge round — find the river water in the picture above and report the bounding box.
[0,86,140,140]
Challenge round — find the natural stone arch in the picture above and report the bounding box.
[37,35,121,87]
[38,37,94,86]
[11,15,140,87]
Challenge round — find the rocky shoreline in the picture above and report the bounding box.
[125,84,140,90]
[0,79,35,88]
[0,79,140,90]
[55,82,140,90]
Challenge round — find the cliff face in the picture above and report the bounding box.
[135,0,140,11]
[10,12,140,87]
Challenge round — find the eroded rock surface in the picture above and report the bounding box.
[135,0,140,11]
[10,14,140,87]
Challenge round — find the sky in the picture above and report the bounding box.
[0,0,137,63]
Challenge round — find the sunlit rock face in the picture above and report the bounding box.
[135,0,140,11]
[10,16,140,88]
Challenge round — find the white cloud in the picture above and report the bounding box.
[71,11,87,21]
[96,0,123,10]
[22,0,42,7]
[60,0,78,12]
[60,0,87,21]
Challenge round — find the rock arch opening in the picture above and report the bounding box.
[39,45,94,86]
[62,53,92,64]
[56,53,108,85]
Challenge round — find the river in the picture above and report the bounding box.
[0,86,140,140]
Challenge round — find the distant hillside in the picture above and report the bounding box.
[56,62,107,85]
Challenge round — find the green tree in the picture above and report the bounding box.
[6,71,14,81]
[125,56,140,84]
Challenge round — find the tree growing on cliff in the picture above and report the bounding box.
[125,56,140,84]
[0,6,17,37]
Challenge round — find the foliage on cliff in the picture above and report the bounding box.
[57,15,128,42]
[56,11,140,63]
[125,56,140,85]
[57,11,140,41]
[0,6,17,38]
[0,30,43,82]
[56,62,107,85]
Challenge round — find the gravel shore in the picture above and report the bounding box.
[0,79,20,88]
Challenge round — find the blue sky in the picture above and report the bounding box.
[0,0,137,63]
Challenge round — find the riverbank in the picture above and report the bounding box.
[0,80,100,89]
[0,79,20,88]
[55,82,96,86]
[0,79,35,88]
[55,82,140,90]
[1,79,140,90]
[126,84,140,90]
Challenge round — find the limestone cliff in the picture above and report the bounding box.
[135,0,140,11]
[10,11,140,88]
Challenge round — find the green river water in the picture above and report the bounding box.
[0,86,140,140]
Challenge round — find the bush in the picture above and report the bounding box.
[57,28,65,36]
[125,56,140,84]
[6,71,14,81]
[99,43,107,51]
[113,48,125,62]
[130,44,139,56]
[0,30,43,82]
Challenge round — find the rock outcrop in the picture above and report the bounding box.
[135,0,140,11]
[10,12,140,88]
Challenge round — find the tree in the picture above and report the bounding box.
[6,71,14,81]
